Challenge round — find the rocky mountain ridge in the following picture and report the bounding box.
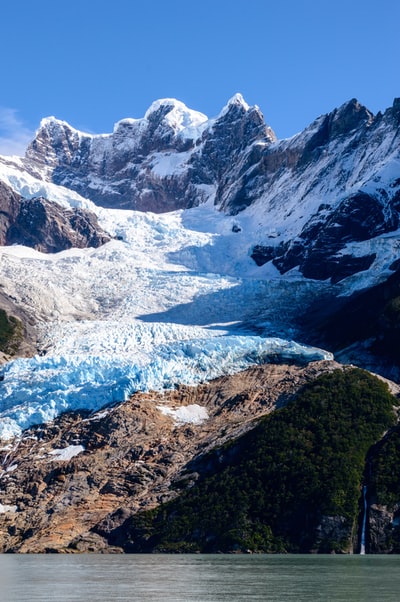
[22,94,275,213]
[1,94,399,286]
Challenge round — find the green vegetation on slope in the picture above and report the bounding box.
[369,425,400,552]
[113,369,397,554]
[370,425,400,509]
[0,309,23,355]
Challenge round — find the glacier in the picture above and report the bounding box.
[0,164,336,440]
[0,335,332,439]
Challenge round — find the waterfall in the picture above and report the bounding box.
[360,485,367,555]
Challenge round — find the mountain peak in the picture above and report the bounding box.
[324,98,373,140]
[227,92,250,110]
[143,98,208,133]
[333,98,373,126]
[39,115,67,129]
[218,93,251,118]
[144,98,190,116]
[37,116,90,138]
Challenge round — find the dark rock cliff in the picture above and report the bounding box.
[0,180,110,253]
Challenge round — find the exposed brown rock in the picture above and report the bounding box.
[0,360,341,553]
[0,180,110,253]
[0,290,37,362]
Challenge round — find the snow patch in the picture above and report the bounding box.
[0,158,97,211]
[0,503,17,514]
[151,151,192,177]
[83,410,111,423]
[48,445,85,461]
[158,404,209,425]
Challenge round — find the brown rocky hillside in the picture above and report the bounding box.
[0,360,342,553]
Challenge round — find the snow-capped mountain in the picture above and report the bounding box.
[0,94,400,555]
[0,93,399,439]
[21,94,275,213]
[2,94,400,286]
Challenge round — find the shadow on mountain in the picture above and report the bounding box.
[300,266,400,380]
[138,273,325,338]
[138,282,261,332]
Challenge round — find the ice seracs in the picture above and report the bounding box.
[0,335,332,440]
[0,201,334,440]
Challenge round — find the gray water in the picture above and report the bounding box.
[0,554,399,601]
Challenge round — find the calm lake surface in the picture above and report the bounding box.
[0,554,399,601]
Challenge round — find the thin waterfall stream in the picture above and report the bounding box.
[360,484,367,554]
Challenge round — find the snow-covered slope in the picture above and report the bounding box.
[244,99,400,283]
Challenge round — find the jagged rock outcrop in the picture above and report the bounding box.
[365,422,400,553]
[0,180,110,252]
[0,289,38,363]
[368,504,400,553]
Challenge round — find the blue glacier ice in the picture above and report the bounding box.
[0,335,333,440]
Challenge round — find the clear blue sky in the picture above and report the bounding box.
[1,0,399,154]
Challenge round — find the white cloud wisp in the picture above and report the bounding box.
[0,107,34,156]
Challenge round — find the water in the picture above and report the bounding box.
[360,485,368,555]
[0,554,399,601]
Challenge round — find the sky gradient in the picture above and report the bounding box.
[1,0,399,154]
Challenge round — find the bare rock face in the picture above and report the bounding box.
[0,360,340,553]
[314,515,355,554]
[0,180,110,252]
[368,504,400,553]
[0,181,22,243]
[252,191,390,283]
